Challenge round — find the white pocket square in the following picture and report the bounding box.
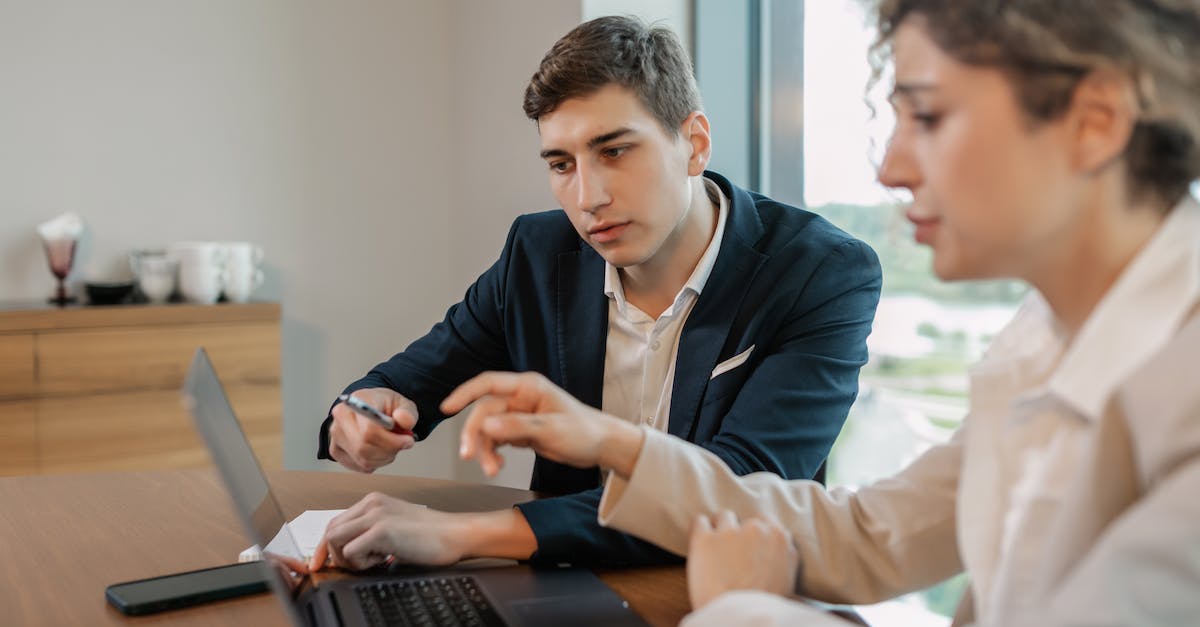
[710,345,755,380]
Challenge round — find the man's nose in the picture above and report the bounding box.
[577,162,612,213]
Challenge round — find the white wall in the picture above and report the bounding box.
[583,0,691,50]
[445,0,581,488]
[0,0,580,481]
[0,0,695,486]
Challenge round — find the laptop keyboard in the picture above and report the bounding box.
[355,576,504,627]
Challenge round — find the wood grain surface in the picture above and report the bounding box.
[0,470,690,627]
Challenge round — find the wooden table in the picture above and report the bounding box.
[0,469,689,626]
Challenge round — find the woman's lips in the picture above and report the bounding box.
[905,210,940,246]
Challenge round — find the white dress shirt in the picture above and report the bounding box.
[601,178,728,432]
[964,195,1200,623]
[594,195,1200,626]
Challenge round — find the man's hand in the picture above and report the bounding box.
[686,511,800,610]
[308,493,537,572]
[308,493,463,571]
[328,388,418,473]
[442,371,645,478]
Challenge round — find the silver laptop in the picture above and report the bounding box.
[183,347,649,627]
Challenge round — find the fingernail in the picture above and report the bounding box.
[459,442,468,458]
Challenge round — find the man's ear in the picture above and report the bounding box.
[1068,69,1138,175]
[680,111,712,176]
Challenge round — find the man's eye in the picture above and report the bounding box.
[549,161,573,173]
[602,146,628,159]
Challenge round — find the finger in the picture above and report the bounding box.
[482,449,507,478]
[715,509,739,530]
[329,442,370,473]
[341,525,392,571]
[690,513,714,538]
[459,402,486,460]
[458,396,509,460]
[331,403,365,442]
[324,514,377,570]
[272,553,310,575]
[390,403,418,432]
[330,406,374,465]
[441,371,527,415]
[358,416,416,452]
[479,413,547,446]
[460,397,511,473]
[323,494,379,556]
[338,441,383,474]
[309,539,329,572]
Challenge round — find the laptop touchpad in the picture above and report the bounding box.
[507,596,608,625]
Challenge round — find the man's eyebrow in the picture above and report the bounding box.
[587,128,635,149]
[539,128,637,159]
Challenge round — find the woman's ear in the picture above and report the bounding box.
[1068,69,1139,174]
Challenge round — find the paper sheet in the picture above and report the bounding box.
[239,509,345,563]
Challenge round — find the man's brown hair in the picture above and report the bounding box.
[524,15,702,136]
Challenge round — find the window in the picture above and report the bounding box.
[696,1,1026,623]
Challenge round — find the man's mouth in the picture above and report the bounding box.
[588,222,630,243]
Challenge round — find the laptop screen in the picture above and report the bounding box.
[183,348,309,622]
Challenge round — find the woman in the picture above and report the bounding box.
[326,1,1200,624]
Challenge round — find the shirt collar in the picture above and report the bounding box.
[1047,195,1200,419]
[603,178,729,313]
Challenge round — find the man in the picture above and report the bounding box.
[315,15,881,569]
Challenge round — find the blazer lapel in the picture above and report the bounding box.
[668,174,767,440]
[556,246,608,410]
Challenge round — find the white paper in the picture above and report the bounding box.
[239,509,345,563]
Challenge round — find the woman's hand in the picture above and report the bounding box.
[442,371,645,478]
[686,510,800,610]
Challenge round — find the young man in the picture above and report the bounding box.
[314,15,881,569]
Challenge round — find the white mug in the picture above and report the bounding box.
[169,242,226,304]
[221,242,264,304]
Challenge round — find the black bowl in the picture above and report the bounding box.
[85,281,135,305]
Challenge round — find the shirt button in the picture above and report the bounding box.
[650,340,661,351]
[644,416,655,426]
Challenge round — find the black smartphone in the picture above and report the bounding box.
[105,561,271,615]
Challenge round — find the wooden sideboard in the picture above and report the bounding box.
[0,302,281,475]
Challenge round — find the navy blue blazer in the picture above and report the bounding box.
[318,171,882,566]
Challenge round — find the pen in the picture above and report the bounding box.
[336,394,399,431]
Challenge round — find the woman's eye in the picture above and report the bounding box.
[912,112,943,130]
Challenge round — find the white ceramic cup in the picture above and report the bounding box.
[129,250,178,303]
[169,242,226,304]
[221,242,264,304]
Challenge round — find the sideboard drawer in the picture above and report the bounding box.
[36,383,281,474]
[0,400,36,475]
[36,322,280,396]
[0,334,35,399]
